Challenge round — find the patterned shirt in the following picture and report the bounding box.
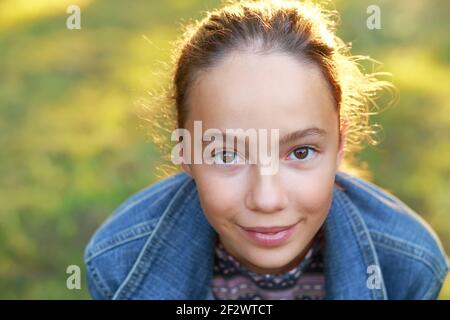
[211,227,325,300]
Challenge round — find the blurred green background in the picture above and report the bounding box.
[0,0,448,299]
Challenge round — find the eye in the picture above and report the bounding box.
[211,150,243,165]
[286,146,317,161]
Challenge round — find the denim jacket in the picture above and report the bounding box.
[84,171,449,300]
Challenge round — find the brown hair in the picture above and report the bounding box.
[141,0,394,179]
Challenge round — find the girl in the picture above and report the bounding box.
[84,0,448,299]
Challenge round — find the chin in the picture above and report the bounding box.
[247,248,299,272]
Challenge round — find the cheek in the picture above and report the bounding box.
[287,169,335,217]
[193,169,244,225]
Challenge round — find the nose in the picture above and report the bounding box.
[245,168,288,214]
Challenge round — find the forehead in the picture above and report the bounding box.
[187,51,338,135]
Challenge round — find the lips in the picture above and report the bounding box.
[240,222,298,234]
[239,220,301,247]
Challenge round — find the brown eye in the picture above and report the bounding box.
[288,146,316,161]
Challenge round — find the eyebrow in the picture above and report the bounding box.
[279,127,327,145]
[201,127,327,146]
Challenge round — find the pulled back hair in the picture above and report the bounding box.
[141,0,394,179]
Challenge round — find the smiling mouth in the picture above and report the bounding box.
[238,219,303,247]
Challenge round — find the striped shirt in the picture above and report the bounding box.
[211,227,325,300]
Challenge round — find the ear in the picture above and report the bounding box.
[336,120,348,169]
[178,136,193,178]
[181,163,193,178]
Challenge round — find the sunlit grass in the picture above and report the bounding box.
[439,274,450,300]
[0,0,93,32]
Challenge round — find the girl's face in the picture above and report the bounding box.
[182,51,346,274]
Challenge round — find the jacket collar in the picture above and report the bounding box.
[113,173,388,300]
[323,175,388,299]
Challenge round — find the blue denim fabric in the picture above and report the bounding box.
[84,171,449,299]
